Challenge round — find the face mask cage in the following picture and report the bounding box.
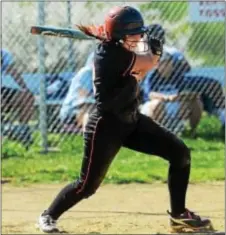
[133,32,149,54]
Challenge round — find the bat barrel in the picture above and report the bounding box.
[30,25,93,40]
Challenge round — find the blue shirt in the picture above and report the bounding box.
[1,49,23,90]
[1,49,14,72]
[60,65,95,122]
[140,45,191,102]
[85,52,94,67]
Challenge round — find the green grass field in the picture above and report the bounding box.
[2,115,224,185]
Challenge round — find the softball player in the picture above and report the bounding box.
[38,6,212,233]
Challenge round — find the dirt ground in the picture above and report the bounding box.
[2,182,225,234]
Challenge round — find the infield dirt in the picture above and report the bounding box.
[2,182,225,234]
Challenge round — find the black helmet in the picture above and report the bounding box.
[105,6,147,41]
[147,24,165,43]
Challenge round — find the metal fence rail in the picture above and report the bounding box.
[2,1,225,152]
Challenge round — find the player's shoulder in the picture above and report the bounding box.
[163,45,181,55]
[1,48,14,61]
[163,45,185,61]
[1,48,11,55]
[77,65,92,78]
[1,49,14,71]
[96,41,126,57]
[85,52,94,67]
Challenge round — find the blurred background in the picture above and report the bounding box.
[1,1,225,157]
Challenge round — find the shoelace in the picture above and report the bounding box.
[185,209,201,220]
[44,216,56,226]
[167,209,201,220]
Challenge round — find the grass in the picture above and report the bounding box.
[2,115,225,185]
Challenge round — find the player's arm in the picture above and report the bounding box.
[149,92,177,102]
[149,91,199,102]
[131,69,148,81]
[149,92,167,101]
[132,37,163,80]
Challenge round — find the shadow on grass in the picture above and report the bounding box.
[182,129,224,142]
[182,114,224,142]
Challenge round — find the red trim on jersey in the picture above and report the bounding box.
[76,117,102,194]
[122,53,136,77]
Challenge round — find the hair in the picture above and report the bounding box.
[76,24,107,41]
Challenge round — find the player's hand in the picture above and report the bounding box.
[148,37,163,57]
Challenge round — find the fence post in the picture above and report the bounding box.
[38,1,48,153]
[66,0,76,72]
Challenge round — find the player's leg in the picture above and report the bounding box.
[140,99,166,122]
[123,114,212,232]
[38,112,123,233]
[188,96,203,137]
[182,75,224,109]
[123,114,191,215]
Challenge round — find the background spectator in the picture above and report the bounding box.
[60,53,95,133]
[140,24,225,136]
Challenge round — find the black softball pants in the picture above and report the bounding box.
[45,111,191,220]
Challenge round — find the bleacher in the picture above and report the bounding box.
[2,72,75,106]
[1,66,224,147]
[184,66,224,86]
[2,66,224,107]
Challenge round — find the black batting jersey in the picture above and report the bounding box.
[93,41,140,121]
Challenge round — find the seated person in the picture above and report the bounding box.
[60,52,95,133]
[1,49,35,128]
[140,24,225,135]
[140,52,203,135]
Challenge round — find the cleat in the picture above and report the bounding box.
[37,212,59,233]
[167,209,214,233]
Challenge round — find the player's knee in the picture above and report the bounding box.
[183,146,191,166]
[179,145,191,168]
[83,187,98,198]
[80,180,101,199]
[74,178,96,199]
[77,176,103,199]
[171,145,191,168]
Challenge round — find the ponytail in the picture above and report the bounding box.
[76,24,107,41]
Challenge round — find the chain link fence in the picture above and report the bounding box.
[2,1,225,153]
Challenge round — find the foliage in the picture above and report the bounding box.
[140,2,224,66]
[2,116,224,185]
